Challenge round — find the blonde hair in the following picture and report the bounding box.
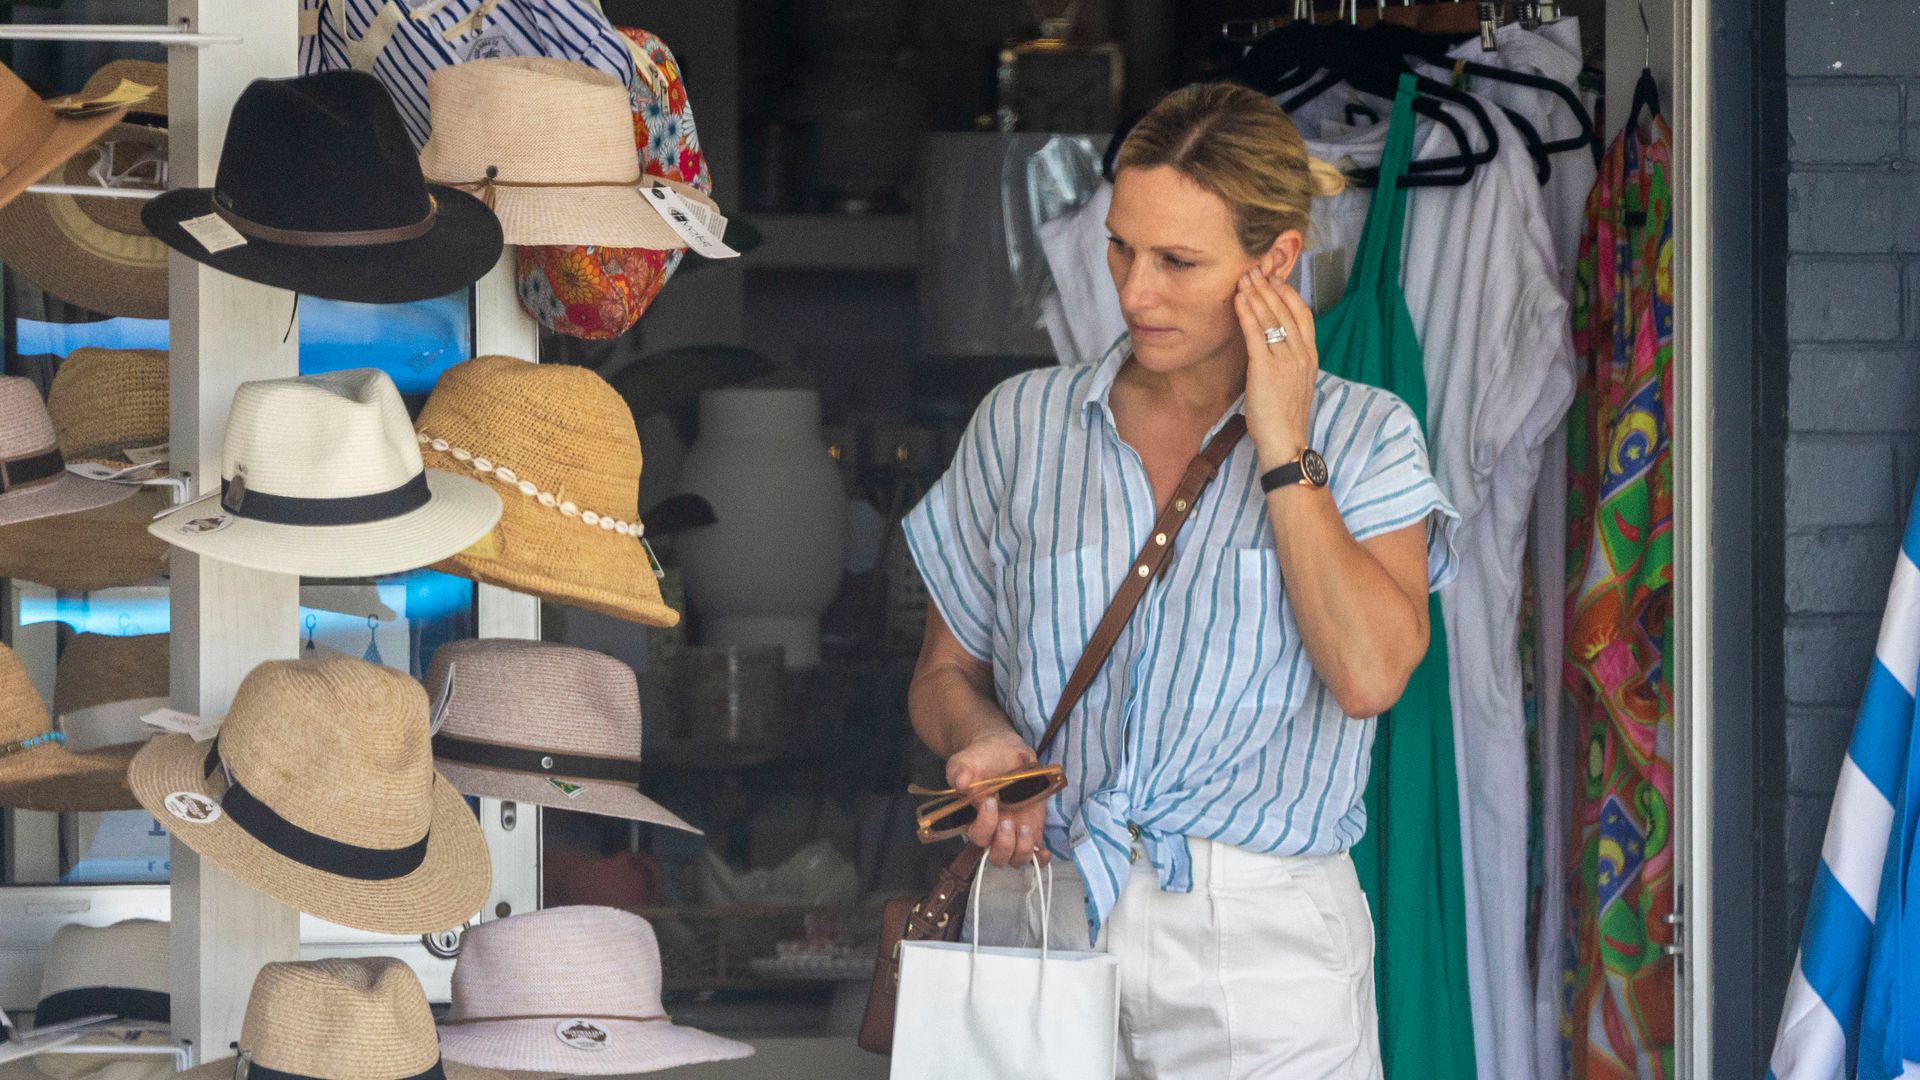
[1114,82,1347,257]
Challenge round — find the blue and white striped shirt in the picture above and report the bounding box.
[903,343,1460,936]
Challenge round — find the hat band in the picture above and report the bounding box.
[36,986,170,1028]
[438,1012,670,1025]
[0,730,66,757]
[221,470,430,527]
[211,195,438,249]
[236,1056,445,1080]
[443,174,638,210]
[432,733,641,786]
[204,738,429,881]
[0,446,66,495]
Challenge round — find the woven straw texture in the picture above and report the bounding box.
[0,62,131,215]
[439,906,752,1074]
[48,349,168,466]
[0,377,137,527]
[420,57,689,248]
[0,919,174,1080]
[0,643,140,811]
[178,958,506,1080]
[424,638,693,830]
[149,368,501,578]
[0,60,168,319]
[0,487,168,591]
[128,656,490,934]
[54,632,167,754]
[417,356,678,626]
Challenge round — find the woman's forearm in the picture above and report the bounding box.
[909,610,1030,759]
[1263,484,1429,718]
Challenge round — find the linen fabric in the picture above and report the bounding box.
[968,838,1380,1079]
[901,337,1458,940]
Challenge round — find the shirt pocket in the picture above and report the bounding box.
[997,545,1104,730]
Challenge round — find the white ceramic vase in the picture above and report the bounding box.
[677,388,848,668]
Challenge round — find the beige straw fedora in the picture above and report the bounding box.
[0,378,141,528]
[0,349,171,589]
[425,639,695,830]
[420,57,719,248]
[439,906,753,1075]
[0,61,168,319]
[0,919,174,1080]
[415,356,680,626]
[129,656,491,934]
[0,62,143,214]
[149,368,503,578]
[0,644,142,812]
[179,957,508,1080]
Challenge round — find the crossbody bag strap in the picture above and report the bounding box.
[1032,413,1248,758]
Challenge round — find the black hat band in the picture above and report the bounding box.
[220,470,429,526]
[236,1056,445,1080]
[36,986,170,1029]
[203,737,429,882]
[0,446,66,495]
[432,733,641,787]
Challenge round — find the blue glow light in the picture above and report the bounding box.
[16,571,475,635]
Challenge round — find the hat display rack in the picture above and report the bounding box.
[0,5,604,1073]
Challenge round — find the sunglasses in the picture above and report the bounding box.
[909,763,1066,844]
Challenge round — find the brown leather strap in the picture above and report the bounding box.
[443,174,638,210]
[213,196,439,248]
[1032,413,1248,758]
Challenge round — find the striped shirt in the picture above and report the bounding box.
[902,342,1460,937]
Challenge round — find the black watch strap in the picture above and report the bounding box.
[1260,461,1306,492]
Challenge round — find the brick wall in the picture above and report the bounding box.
[1779,0,1920,945]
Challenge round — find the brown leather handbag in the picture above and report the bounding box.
[858,416,1247,1054]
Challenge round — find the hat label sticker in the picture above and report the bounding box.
[162,791,222,824]
[177,512,234,536]
[547,778,588,799]
[556,1019,612,1052]
[642,184,740,260]
[178,213,248,254]
[141,707,220,743]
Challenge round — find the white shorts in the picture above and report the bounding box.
[967,837,1382,1080]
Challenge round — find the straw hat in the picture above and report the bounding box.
[415,356,679,626]
[0,920,174,1080]
[142,71,503,304]
[128,656,491,934]
[0,378,140,528]
[0,62,141,214]
[425,639,695,830]
[439,906,753,1075]
[149,368,503,578]
[0,644,140,812]
[49,348,169,467]
[55,633,167,754]
[180,958,508,1080]
[421,57,719,248]
[0,489,169,591]
[0,61,168,319]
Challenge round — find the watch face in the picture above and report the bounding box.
[1301,449,1329,487]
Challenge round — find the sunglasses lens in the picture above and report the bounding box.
[940,803,979,832]
[998,774,1055,806]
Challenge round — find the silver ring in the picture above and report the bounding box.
[1263,325,1288,345]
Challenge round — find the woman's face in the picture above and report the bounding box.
[1106,164,1302,376]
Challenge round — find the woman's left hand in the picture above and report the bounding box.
[1234,268,1319,469]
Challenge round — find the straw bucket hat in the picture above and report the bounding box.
[415,356,680,626]
[425,638,695,829]
[439,906,753,1075]
[0,350,171,588]
[0,644,140,812]
[421,57,719,248]
[180,958,508,1080]
[0,62,142,214]
[149,368,503,578]
[0,61,169,319]
[128,656,491,934]
[0,378,141,528]
[0,919,174,1080]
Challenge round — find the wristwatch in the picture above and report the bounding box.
[1259,449,1329,493]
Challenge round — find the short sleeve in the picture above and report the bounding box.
[902,390,1010,661]
[1337,399,1462,592]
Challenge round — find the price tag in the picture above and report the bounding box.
[642,182,739,259]
[178,213,247,254]
[140,707,220,742]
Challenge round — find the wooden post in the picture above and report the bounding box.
[164,0,301,1061]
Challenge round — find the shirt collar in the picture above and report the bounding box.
[1077,336,1248,440]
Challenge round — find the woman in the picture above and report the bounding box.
[901,81,1459,1078]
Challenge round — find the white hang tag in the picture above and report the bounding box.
[122,444,170,467]
[178,213,247,254]
[642,183,739,259]
[140,707,221,742]
[67,459,167,484]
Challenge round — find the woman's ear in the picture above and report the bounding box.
[1261,230,1306,282]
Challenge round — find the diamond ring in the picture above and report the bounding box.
[1263,325,1288,345]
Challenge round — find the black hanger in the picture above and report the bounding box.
[1626,66,1661,132]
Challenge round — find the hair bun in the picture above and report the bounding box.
[1307,156,1348,198]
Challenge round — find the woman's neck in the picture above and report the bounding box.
[1117,342,1249,426]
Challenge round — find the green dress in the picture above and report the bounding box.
[1315,72,1478,1080]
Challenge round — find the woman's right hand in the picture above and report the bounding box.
[946,732,1052,868]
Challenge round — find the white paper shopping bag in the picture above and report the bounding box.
[889,861,1120,1080]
